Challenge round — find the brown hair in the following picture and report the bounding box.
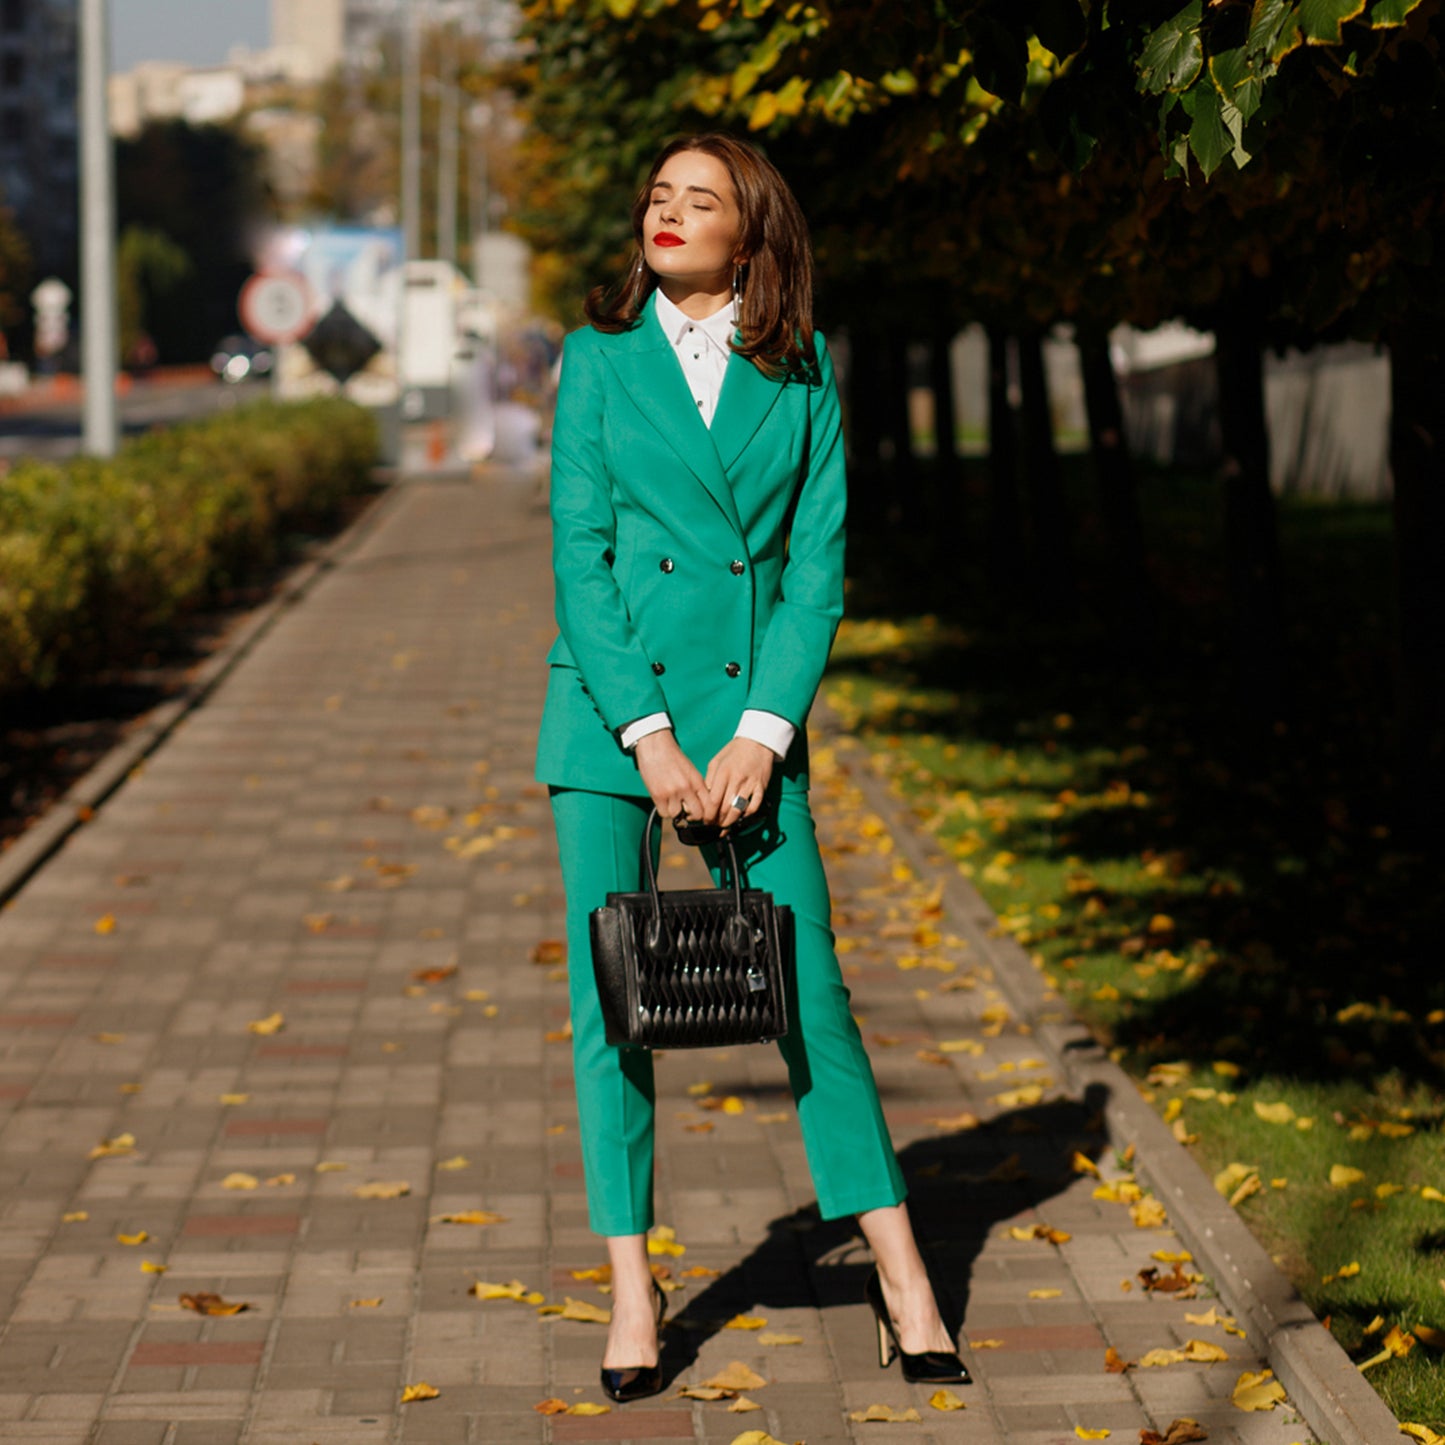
[584,133,817,380]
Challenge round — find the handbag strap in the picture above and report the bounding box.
[636,807,750,956]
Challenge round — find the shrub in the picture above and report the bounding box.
[0,396,378,692]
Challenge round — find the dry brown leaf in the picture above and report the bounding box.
[529,939,567,965]
[401,1382,440,1403]
[180,1292,248,1316]
[1104,1346,1133,1373]
[703,1361,767,1392]
[1140,1420,1209,1445]
[681,1265,720,1279]
[354,1180,411,1200]
[412,964,457,984]
[533,1398,569,1414]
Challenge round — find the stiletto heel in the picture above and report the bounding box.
[865,1268,971,1386]
[600,1279,667,1403]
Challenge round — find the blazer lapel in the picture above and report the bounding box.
[602,295,743,537]
[711,348,786,473]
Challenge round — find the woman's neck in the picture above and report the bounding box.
[655,276,732,321]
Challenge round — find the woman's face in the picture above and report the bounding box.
[642,150,745,294]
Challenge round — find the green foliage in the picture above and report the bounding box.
[0,399,378,692]
[115,121,274,363]
[116,227,193,367]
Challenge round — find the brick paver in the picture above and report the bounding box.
[0,473,1321,1444]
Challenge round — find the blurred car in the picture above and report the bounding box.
[210,334,274,383]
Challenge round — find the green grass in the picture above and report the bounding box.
[827,461,1445,1426]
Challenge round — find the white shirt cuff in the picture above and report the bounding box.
[735,710,796,760]
[619,712,672,752]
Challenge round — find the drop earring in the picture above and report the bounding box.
[732,263,744,326]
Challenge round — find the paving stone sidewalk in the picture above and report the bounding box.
[0,473,1323,1445]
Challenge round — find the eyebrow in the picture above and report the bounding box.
[650,181,725,202]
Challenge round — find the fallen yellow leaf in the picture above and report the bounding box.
[436,1155,470,1171]
[566,1402,611,1416]
[315,1160,348,1172]
[180,1291,248,1316]
[1330,1164,1366,1188]
[247,1012,285,1035]
[62,1211,89,1223]
[401,1382,439,1403]
[647,1224,686,1256]
[1152,1250,1193,1263]
[1071,1151,1100,1176]
[140,1260,167,1274]
[1075,1430,1111,1441]
[537,1297,611,1324]
[116,1231,149,1246]
[350,1298,383,1308]
[218,1094,250,1106]
[354,1180,411,1200]
[221,1172,258,1191]
[265,1173,295,1187]
[1254,1100,1296,1124]
[94,914,117,935]
[725,1314,767,1330]
[89,1133,137,1159]
[1401,1426,1445,1445]
[433,1210,505,1225]
[849,1404,923,1422]
[1422,1186,1445,1203]
[1322,1261,1361,1284]
[1139,1348,1188,1368]
[470,1280,544,1304]
[1028,1288,1063,1299]
[930,1388,966,1411]
[1231,1368,1286,1410]
[677,1385,733,1401]
[757,1332,802,1345]
[969,1338,1005,1348]
[704,1361,767,1392]
[1131,1196,1168,1229]
[1181,1339,1230,1362]
[727,1432,789,1445]
[727,1396,761,1413]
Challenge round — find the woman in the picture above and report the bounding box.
[535,133,969,1403]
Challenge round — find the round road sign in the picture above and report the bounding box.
[238,271,313,344]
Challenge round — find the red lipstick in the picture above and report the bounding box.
[653,232,684,247]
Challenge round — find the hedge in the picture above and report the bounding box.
[0,397,379,692]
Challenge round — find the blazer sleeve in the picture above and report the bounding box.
[744,336,847,728]
[549,330,670,733]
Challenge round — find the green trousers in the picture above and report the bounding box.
[549,786,908,1236]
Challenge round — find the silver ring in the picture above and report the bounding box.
[731,793,750,812]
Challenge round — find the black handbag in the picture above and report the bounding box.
[589,808,794,1050]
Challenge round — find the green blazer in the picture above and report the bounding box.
[534,292,846,798]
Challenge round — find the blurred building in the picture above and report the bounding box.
[271,0,345,82]
[0,0,79,275]
[109,62,247,137]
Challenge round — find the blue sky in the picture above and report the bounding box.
[111,0,270,72]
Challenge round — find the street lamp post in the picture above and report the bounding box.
[79,0,118,457]
[401,0,423,262]
[436,15,458,268]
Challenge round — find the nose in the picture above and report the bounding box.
[659,197,682,226]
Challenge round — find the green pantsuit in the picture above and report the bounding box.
[536,293,908,1236]
[550,785,907,1236]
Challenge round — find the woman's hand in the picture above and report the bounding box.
[704,738,775,830]
[635,731,713,823]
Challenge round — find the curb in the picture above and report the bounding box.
[0,477,406,911]
[823,724,1402,1445]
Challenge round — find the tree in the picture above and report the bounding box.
[116,227,192,368]
[115,120,275,363]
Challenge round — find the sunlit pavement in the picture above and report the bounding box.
[0,470,1320,1443]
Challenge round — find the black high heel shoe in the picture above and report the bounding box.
[866,1268,972,1385]
[600,1279,668,1403]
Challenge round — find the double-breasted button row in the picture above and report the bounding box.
[651,661,665,675]
[725,662,741,678]
[658,558,747,575]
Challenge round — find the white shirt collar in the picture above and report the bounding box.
[653,288,736,356]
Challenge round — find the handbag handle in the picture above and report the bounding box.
[636,807,753,959]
